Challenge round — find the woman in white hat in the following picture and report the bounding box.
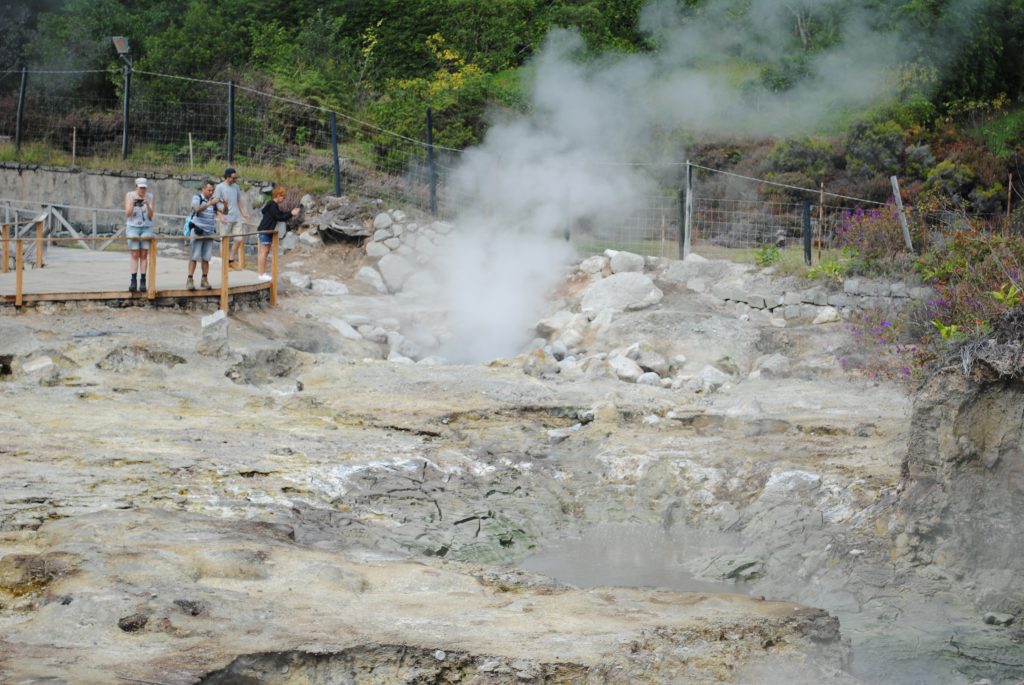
[124,177,154,292]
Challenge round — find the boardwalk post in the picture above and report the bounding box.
[35,220,43,268]
[270,230,279,307]
[220,236,229,312]
[146,238,156,299]
[15,240,23,307]
[2,224,8,273]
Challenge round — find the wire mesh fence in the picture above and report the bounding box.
[1,69,461,221]
[4,68,1023,267]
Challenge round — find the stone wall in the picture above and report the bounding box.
[0,164,261,226]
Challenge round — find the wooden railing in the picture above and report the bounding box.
[1,225,279,312]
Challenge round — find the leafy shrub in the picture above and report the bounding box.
[921,160,977,206]
[915,228,1024,338]
[968,181,1007,214]
[834,205,915,272]
[840,307,929,382]
[806,257,848,283]
[903,144,936,180]
[845,119,907,177]
[975,108,1024,159]
[754,244,780,267]
[767,137,833,180]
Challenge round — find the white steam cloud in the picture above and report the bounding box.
[424,0,972,364]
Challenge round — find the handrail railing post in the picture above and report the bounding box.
[270,230,279,307]
[35,220,43,268]
[220,236,229,312]
[2,223,8,273]
[15,239,24,307]
[147,236,156,299]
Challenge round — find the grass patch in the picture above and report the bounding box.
[0,141,335,196]
[974,108,1024,158]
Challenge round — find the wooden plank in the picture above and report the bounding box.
[2,282,269,304]
[220,236,229,312]
[49,208,92,250]
[35,220,43,268]
[15,239,23,307]
[147,238,156,300]
[270,230,278,307]
[99,225,126,252]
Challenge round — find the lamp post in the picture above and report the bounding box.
[112,36,132,160]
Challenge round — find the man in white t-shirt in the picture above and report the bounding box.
[213,167,251,268]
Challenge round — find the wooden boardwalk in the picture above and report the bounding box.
[0,245,271,309]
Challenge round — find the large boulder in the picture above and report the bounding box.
[377,254,415,293]
[580,272,663,313]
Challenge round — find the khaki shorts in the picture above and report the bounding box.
[221,220,245,237]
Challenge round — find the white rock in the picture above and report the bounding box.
[327,318,362,340]
[391,210,407,223]
[555,330,581,352]
[280,271,312,289]
[373,228,393,242]
[357,325,388,343]
[812,306,841,324]
[298,232,322,249]
[636,371,662,386]
[21,356,54,375]
[365,241,391,258]
[754,353,790,377]
[698,365,731,391]
[383,238,401,250]
[311,279,349,296]
[373,212,394,229]
[548,429,571,444]
[579,255,608,274]
[431,220,453,235]
[355,267,387,294]
[609,251,645,273]
[580,272,663,312]
[609,355,644,382]
[377,254,414,293]
[536,311,573,337]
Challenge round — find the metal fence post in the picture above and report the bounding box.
[121,63,131,160]
[681,160,693,258]
[802,201,812,265]
[426,106,437,217]
[15,67,27,152]
[227,80,235,164]
[330,111,341,197]
[890,175,914,251]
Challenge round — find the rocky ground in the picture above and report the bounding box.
[1,228,1021,684]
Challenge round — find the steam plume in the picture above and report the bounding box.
[428,0,981,364]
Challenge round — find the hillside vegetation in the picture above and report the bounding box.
[4,0,1024,208]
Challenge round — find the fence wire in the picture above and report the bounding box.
[4,69,1022,264]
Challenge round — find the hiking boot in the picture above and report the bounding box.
[200,275,212,290]
[128,274,137,292]
[139,274,147,290]
[186,276,195,291]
